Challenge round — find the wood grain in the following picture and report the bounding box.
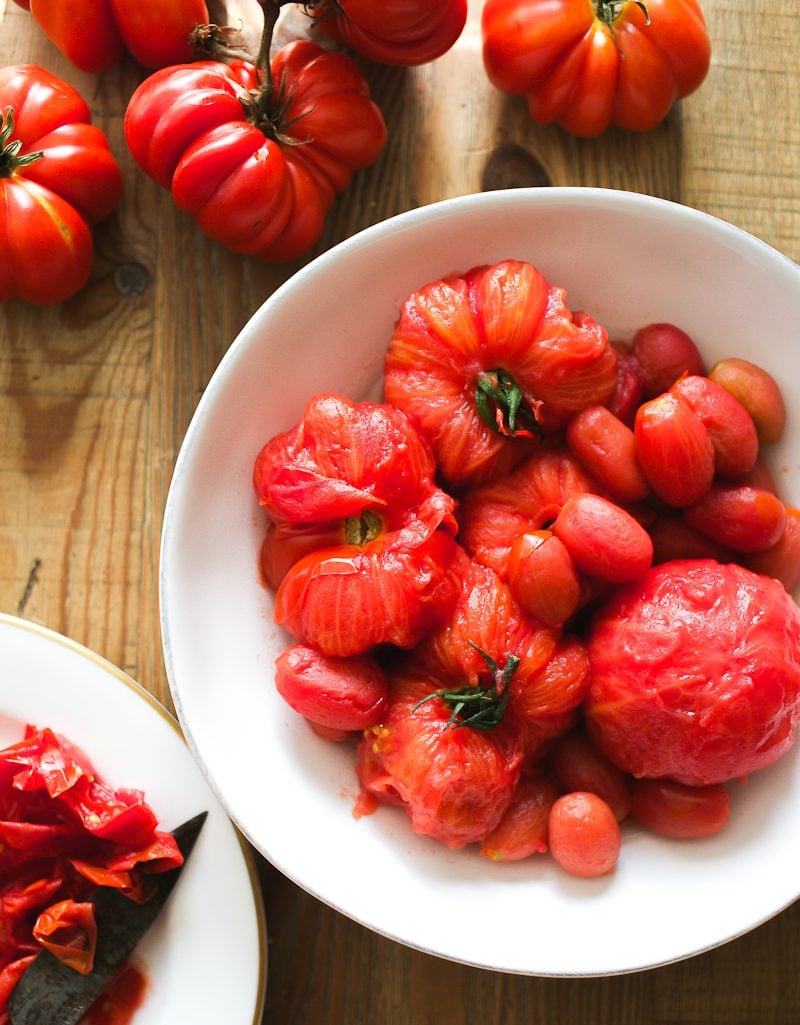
[2,0,800,1021]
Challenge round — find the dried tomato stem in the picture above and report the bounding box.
[344,510,383,546]
[0,108,43,178]
[595,0,649,26]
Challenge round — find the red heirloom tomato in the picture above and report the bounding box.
[253,393,461,656]
[585,559,800,786]
[0,64,122,305]
[21,0,209,73]
[308,0,467,66]
[481,0,711,137]
[384,261,617,489]
[357,668,524,849]
[124,41,387,262]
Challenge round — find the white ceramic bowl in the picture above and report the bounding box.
[160,188,800,977]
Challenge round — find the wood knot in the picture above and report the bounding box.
[113,263,150,297]
[482,144,552,191]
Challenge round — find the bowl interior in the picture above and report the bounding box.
[160,188,800,976]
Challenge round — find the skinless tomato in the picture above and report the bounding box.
[357,667,524,849]
[548,791,621,877]
[0,64,122,305]
[308,0,467,66]
[124,41,387,262]
[20,0,209,73]
[585,559,800,786]
[482,0,711,137]
[480,772,561,861]
[254,394,461,656]
[384,261,617,489]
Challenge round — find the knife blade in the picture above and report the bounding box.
[8,810,207,1025]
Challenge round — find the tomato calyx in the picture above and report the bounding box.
[0,108,44,178]
[414,643,519,731]
[475,369,543,440]
[344,509,383,546]
[595,1,650,27]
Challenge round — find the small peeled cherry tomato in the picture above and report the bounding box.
[709,357,786,444]
[648,514,735,565]
[633,322,706,395]
[480,773,561,862]
[634,392,715,507]
[275,643,389,732]
[553,493,653,584]
[671,374,759,478]
[566,405,649,503]
[606,340,646,426]
[507,530,581,626]
[548,791,621,878]
[683,482,787,553]
[549,729,632,822]
[630,778,730,839]
[745,506,800,592]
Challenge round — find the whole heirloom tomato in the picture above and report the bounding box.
[0,64,122,305]
[308,0,467,66]
[12,0,209,73]
[124,41,387,262]
[482,0,711,137]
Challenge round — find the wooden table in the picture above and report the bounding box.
[2,1,800,1021]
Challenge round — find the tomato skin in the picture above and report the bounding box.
[482,0,711,137]
[124,44,387,261]
[311,0,467,66]
[0,65,122,305]
[25,0,208,73]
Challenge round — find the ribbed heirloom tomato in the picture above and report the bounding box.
[308,0,468,65]
[0,64,122,305]
[11,0,208,72]
[482,0,712,137]
[124,39,387,262]
[384,260,617,489]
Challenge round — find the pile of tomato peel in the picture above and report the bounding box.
[254,258,800,879]
[0,725,182,1022]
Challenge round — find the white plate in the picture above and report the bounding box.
[160,188,800,977]
[0,613,267,1021]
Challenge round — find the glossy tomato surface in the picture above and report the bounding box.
[124,42,387,262]
[482,0,711,136]
[0,64,122,305]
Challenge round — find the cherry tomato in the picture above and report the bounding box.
[671,374,759,478]
[745,506,800,593]
[630,778,730,839]
[634,392,714,506]
[274,644,389,731]
[507,530,582,627]
[633,322,706,395]
[309,0,467,66]
[124,43,387,262]
[683,482,787,553]
[548,792,621,877]
[549,729,632,821]
[553,493,654,583]
[23,0,208,73]
[708,357,786,445]
[566,405,649,502]
[482,0,711,137]
[0,64,122,305]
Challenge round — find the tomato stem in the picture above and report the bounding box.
[595,0,649,25]
[475,369,543,440]
[0,108,44,178]
[413,643,520,731]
